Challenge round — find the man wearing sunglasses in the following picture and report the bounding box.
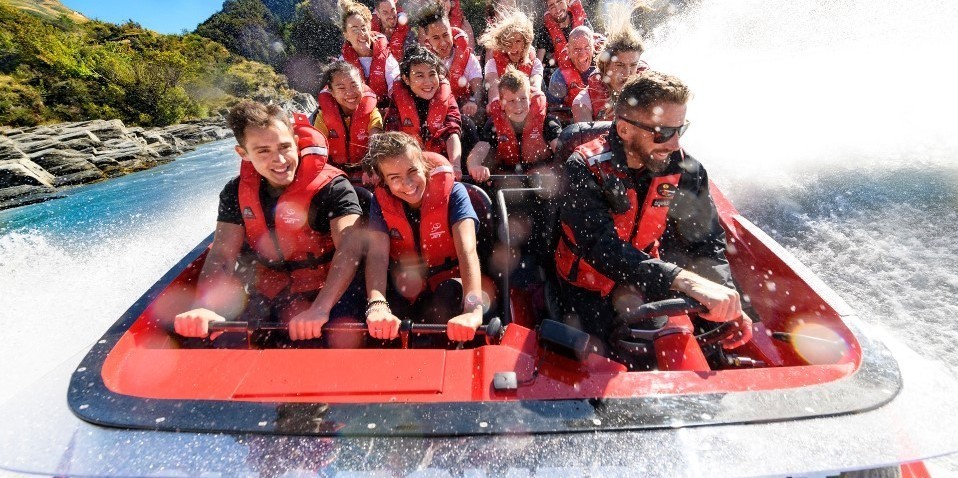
[553,71,753,368]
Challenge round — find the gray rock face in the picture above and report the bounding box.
[0,116,235,210]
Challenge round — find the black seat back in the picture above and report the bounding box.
[554,121,612,164]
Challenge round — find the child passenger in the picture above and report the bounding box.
[466,66,561,182]
[313,60,383,185]
[385,45,465,179]
[363,131,484,343]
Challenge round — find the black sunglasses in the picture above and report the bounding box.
[617,116,690,143]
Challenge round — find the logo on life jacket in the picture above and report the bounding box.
[498,134,510,143]
[403,118,413,127]
[328,130,339,139]
[428,222,445,240]
[657,182,677,198]
[652,198,671,207]
[242,207,255,219]
[278,206,300,225]
[389,228,403,240]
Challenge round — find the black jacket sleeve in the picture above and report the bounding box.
[660,155,734,289]
[558,155,682,300]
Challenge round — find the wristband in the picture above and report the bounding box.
[365,299,391,317]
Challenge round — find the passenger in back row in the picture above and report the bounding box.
[546,25,598,121]
[572,23,648,123]
[480,9,544,104]
[173,101,364,343]
[363,132,484,343]
[313,60,383,185]
[416,1,484,119]
[385,45,466,179]
[466,66,562,182]
[555,72,753,367]
[338,0,400,103]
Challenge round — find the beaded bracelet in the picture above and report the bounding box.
[365,299,390,317]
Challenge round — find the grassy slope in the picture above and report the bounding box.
[0,0,87,23]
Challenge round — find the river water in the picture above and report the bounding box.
[1,0,957,473]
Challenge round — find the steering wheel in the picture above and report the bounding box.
[615,297,744,355]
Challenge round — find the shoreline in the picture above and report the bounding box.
[0,93,317,212]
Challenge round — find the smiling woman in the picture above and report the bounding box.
[59,0,222,34]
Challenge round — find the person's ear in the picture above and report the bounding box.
[614,119,629,139]
[235,145,249,161]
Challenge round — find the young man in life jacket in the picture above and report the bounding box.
[385,45,470,180]
[371,0,413,63]
[363,132,484,343]
[466,66,562,182]
[313,60,383,186]
[545,25,597,123]
[173,101,365,343]
[535,0,591,77]
[571,23,649,123]
[554,72,753,368]
[416,1,484,120]
[338,0,400,104]
[479,9,544,104]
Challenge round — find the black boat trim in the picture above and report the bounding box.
[67,234,902,437]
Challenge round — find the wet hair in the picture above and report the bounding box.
[226,100,290,148]
[415,1,449,31]
[615,70,691,115]
[364,131,444,178]
[478,9,534,53]
[596,25,645,74]
[497,65,529,94]
[317,60,361,92]
[338,0,372,33]
[400,44,448,79]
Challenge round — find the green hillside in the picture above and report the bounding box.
[0,3,295,127]
[0,0,86,23]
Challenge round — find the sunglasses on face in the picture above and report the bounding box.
[617,116,690,143]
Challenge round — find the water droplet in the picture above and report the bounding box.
[79,404,89,410]
[77,367,87,372]
[258,421,268,427]
[367,422,377,429]
[155,417,166,423]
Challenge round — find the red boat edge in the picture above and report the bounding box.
[66,178,903,438]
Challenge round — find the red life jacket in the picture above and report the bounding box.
[493,50,534,78]
[588,60,649,121]
[445,27,473,101]
[342,34,391,99]
[554,135,681,296]
[391,79,455,154]
[371,5,410,62]
[317,85,378,179]
[237,113,347,299]
[488,91,551,167]
[543,0,586,70]
[448,0,464,29]
[558,64,589,107]
[374,153,459,295]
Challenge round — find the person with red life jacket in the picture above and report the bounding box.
[173,101,365,343]
[313,60,383,186]
[338,0,400,103]
[371,0,413,63]
[416,1,484,119]
[363,132,484,343]
[572,22,649,123]
[467,66,562,182]
[480,9,544,104]
[554,72,753,367]
[385,45,467,179]
[546,25,597,118]
[536,0,592,75]
[442,0,475,48]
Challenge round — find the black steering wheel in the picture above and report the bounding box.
[615,297,744,355]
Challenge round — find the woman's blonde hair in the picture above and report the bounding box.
[595,2,646,74]
[478,8,534,54]
[338,0,372,32]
